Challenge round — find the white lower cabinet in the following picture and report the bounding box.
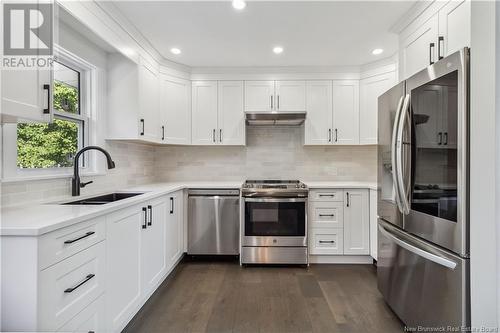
[344,189,370,255]
[1,191,186,333]
[106,205,143,332]
[39,241,106,330]
[309,188,370,258]
[310,228,343,255]
[141,197,168,296]
[57,295,106,333]
[166,191,184,269]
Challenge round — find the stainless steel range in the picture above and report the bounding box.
[241,180,308,265]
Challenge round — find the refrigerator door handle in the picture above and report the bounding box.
[378,223,457,270]
[396,94,411,215]
[391,95,405,213]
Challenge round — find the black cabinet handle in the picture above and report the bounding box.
[277,95,280,109]
[170,197,174,214]
[162,125,165,141]
[270,95,273,109]
[319,194,335,197]
[443,132,448,145]
[147,205,152,226]
[64,274,95,293]
[213,129,216,143]
[346,192,350,207]
[328,129,331,142]
[140,119,145,136]
[438,36,444,60]
[319,214,335,217]
[335,128,338,142]
[219,129,222,143]
[438,132,443,145]
[319,240,335,244]
[43,84,50,114]
[142,207,147,229]
[429,43,435,65]
[64,231,95,244]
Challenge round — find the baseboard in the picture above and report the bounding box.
[308,255,373,264]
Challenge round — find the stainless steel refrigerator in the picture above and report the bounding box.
[377,48,470,329]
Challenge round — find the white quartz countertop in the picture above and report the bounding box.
[1,180,376,236]
[0,181,243,237]
[302,181,377,190]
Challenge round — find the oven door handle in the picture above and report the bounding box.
[244,198,307,203]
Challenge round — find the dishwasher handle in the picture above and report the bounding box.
[188,189,240,196]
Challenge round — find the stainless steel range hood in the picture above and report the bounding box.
[245,112,306,126]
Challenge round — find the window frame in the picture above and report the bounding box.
[2,46,100,182]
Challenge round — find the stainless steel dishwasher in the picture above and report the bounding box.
[188,189,240,255]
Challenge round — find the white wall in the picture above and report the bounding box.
[470,0,498,329]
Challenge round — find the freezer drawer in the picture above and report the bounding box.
[377,219,469,329]
[188,190,240,255]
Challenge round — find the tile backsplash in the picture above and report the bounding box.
[155,126,376,182]
[1,127,376,207]
[1,141,156,207]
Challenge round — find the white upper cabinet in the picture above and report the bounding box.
[438,0,470,57]
[332,80,359,145]
[275,80,306,112]
[399,0,470,79]
[244,80,306,112]
[191,81,218,145]
[304,80,359,146]
[218,81,245,145]
[244,81,274,112]
[359,71,396,144]
[304,81,333,145]
[160,75,191,145]
[400,13,439,79]
[138,58,160,142]
[344,189,370,255]
[1,67,52,123]
[107,54,160,143]
[192,80,245,146]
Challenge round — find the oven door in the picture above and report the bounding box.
[242,198,307,247]
[400,48,469,256]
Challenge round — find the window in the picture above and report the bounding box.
[2,46,99,181]
[16,61,86,169]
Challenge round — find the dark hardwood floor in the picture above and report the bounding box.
[124,261,405,333]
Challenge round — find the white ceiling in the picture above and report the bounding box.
[112,1,415,68]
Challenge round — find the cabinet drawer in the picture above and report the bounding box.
[309,228,343,255]
[39,216,105,270]
[310,189,344,202]
[57,295,105,333]
[309,201,344,228]
[39,241,106,330]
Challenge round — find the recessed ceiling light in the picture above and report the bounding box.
[232,0,246,10]
[372,48,384,55]
[170,48,181,55]
[273,46,284,54]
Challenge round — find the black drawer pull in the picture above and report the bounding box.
[140,119,145,136]
[318,194,335,197]
[43,84,50,114]
[319,214,335,217]
[142,207,147,229]
[64,231,95,244]
[170,197,174,214]
[147,205,153,226]
[319,240,335,244]
[64,274,95,293]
